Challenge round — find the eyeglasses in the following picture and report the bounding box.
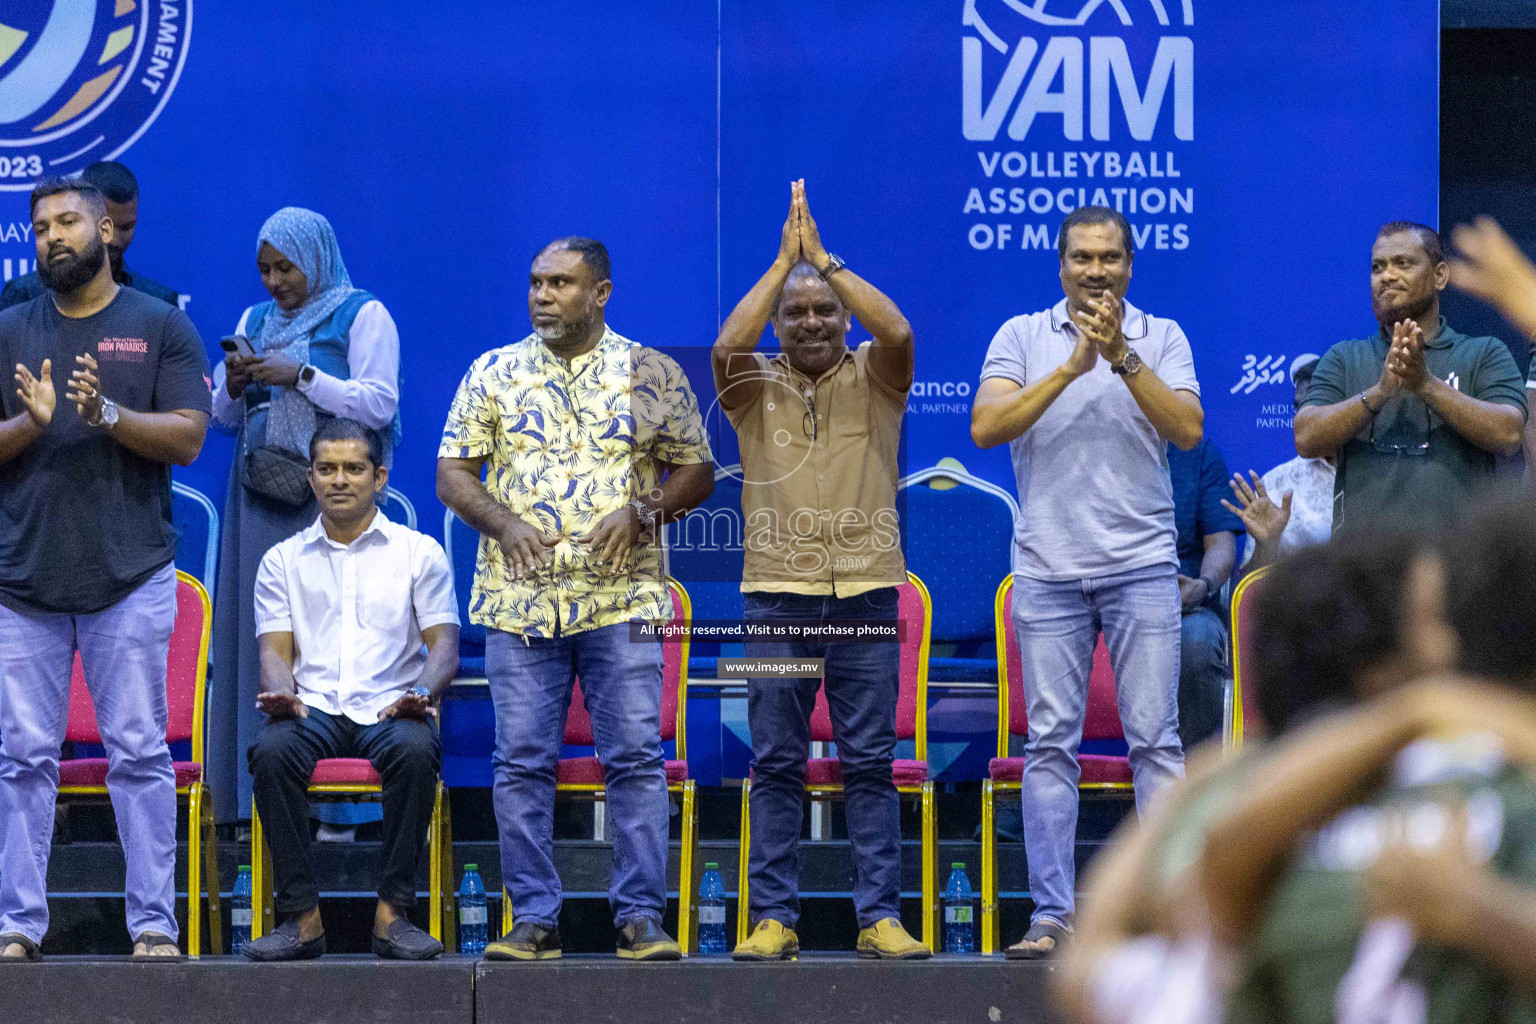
[1369,399,1432,457]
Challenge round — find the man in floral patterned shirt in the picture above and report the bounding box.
[437,237,714,962]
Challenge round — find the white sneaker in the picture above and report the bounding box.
[315,824,356,843]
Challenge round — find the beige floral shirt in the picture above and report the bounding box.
[439,327,711,636]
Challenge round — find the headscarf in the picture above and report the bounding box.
[253,207,360,455]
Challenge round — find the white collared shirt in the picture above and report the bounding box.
[254,510,459,724]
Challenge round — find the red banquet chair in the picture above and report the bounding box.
[980,573,1134,954]
[1227,566,1270,752]
[56,571,221,957]
[496,578,698,951]
[733,572,938,950]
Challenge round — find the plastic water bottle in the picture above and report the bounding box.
[697,862,728,955]
[458,864,488,955]
[230,865,253,956]
[943,862,975,954]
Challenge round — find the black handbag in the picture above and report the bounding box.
[240,403,317,508]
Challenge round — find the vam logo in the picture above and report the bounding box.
[962,0,1193,142]
[0,0,192,190]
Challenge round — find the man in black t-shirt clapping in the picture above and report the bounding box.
[0,178,210,962]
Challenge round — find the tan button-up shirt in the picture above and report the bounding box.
[717,342,908,595]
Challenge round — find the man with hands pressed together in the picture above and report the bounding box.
[244,418,459,962]
[438,237,713,962]
[971,206,1202,959]
[0,178,210,961]
[715,181,927,961]
[1294,222,1525,532]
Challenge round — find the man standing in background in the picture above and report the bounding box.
[438,237,714,962]
[0,178,210,960]
[1294,222,1525,532]
[1,162,179,311]
[714,181,928,962]
[971,205,1203,959]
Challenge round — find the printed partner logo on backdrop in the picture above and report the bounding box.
[960,0,1194,255]
[0,0,191,193]
[1231,352,1318,429]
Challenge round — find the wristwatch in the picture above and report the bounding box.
[818,253,846,282]
[92,397,119,429]
[297,363,318,388]
[1110,349,1143,377]
[408,685,431,701]
[628,498,659,535]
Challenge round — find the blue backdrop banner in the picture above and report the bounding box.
[0,0,1438,528]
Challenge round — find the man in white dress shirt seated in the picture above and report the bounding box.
[243,418,460,961]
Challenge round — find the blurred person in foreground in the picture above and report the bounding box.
[1200,495,1536,1024]
[1443,216,1536,469]
[1054,530,1457,1023]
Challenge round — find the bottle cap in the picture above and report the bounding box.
[951,862,966,870]
[704,862,719,870]
[238,865,251,872]
[464,864,478,871]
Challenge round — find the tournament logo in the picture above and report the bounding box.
[0,0,191,191]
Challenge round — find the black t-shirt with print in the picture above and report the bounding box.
[0,287,211,614]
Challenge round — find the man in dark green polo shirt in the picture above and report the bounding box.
[0,162,178,312]
[1295,221,1525,532]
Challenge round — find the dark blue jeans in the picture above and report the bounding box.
[744,588,901,929]
[486,623,668,929]
[1177,607,1229,751]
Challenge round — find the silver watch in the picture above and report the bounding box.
[408,685,431,701]
[818,254,846,281]
[628,498,659,534]
[93,397,119,429]
[1110,349,1143,377]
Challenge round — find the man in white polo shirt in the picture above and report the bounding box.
[243,418,460,962]
[971,206,1203,959]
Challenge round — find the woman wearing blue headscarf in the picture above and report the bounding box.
[207,208,401,823]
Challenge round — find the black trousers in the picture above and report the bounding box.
[248,707,440,915]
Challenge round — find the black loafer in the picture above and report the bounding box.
[372,917,444,960]
[243,917,326,962]
[616,918,681,961]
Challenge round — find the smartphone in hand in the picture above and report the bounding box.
[219,334,256,359]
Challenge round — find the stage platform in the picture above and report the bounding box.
[0,955,1062,1024]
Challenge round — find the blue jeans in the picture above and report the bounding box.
[1011,564,1183,927]
[1177,607,1229,751]
[0,563,179,945]
[485,623,668,930]
[744,588,901,929]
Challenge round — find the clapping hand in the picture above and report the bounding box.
[1221,470,1292,548]
[1385,320,1428,393]
[66,353,105,424]
[1071,296,1128,364]
[793,180,829,271]
[778,183,802,267]
[14,359,55,427]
